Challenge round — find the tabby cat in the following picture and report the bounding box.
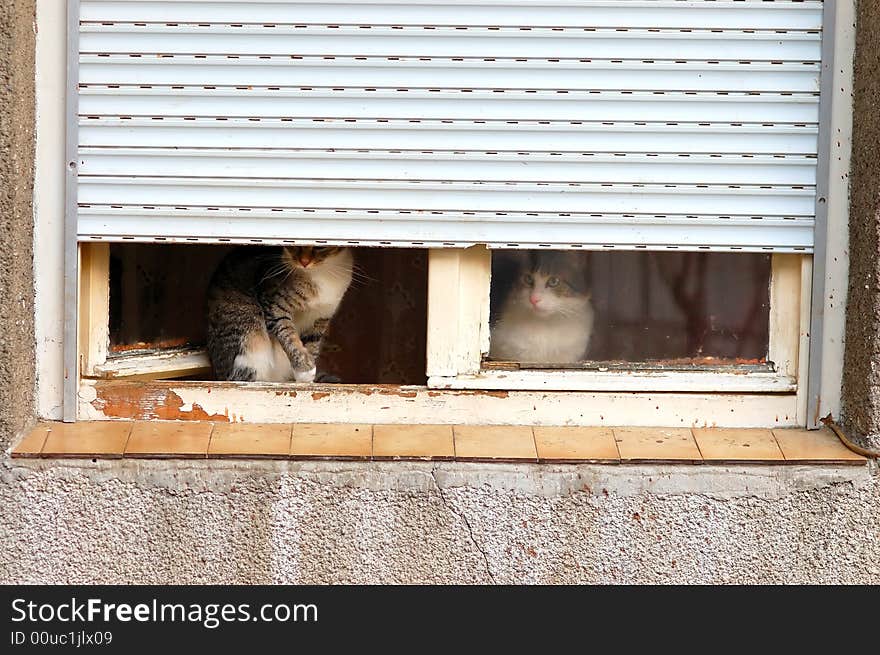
[489,250,594,363]
[206,245,353,382]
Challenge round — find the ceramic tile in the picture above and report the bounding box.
[291,423,372,459]
[693,428,784,462]
[453,425,537,461]
[372,424,454,460]
[41,421,132,458]
[613,427,702,462]
[209,423,291,457]
[534,426,619,462]
[125,421,213,458]
[11,423,52,458]
[772,428,867,464]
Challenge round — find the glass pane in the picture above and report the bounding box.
[109,244,226,353]
[488,250,771,366]
[108,244,428,384]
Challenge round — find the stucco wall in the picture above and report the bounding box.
[2,461,878,584]
[0,2,878,585]
[0,0,35,454]
[843,0,880,450]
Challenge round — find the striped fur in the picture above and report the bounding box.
[206,246,353,382]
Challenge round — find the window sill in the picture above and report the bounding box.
[11,422,867,466]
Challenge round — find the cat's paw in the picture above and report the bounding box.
[294,366,317,383]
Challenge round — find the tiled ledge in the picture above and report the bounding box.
[10,421,868,465]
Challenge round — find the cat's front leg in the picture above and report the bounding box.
[266,316,316,382]
[301,317,330,359]
[301,317,334,382]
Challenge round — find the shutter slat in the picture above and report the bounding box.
[77,206,814,253]
[80,27,821,61]
[78,177,816,217]
[79,149,818,186]
[81,1,823,31]
[80,118,819,155]
[78,90,820,123]
[80,57,821,93]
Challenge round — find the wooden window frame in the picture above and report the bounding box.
[76,242,811,428]
[78,242,212,381]
[425,246,813,425]
[427,247,809,392]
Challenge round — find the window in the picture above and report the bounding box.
[488,250,773,365]
[83,243,428,385]
[425,247,808,391]
[63,0,844,429]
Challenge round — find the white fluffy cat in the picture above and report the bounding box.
[489,251,594,363]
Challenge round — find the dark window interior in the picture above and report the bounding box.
[108,244,428,385]
[107,244,771,384]
[489,250,771,365]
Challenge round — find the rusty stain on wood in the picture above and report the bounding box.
[482,360,520,371]
[311,392,331,401]
[353,385,419,398]
[92,382,229,422]
[510,357,769,371]
[110,338,193,353]
[380,388,418,398]
[428,389,509,398]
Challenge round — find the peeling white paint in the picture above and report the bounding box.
[80,380,802,428]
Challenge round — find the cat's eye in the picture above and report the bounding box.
[546,276,560,288]
[523,274,534,285]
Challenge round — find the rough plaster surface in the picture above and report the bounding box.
[843,1,880,450]
[0,1,36,453]
[1,460,878,584]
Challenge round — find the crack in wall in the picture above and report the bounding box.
[431,466,496,583]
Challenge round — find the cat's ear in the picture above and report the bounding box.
[557,250,591,291]
[493,249,529,269]
[493,250,532,286]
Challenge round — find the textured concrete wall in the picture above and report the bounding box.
[843,1,880,450]
[0,0,36,452]
[1,460,878,584]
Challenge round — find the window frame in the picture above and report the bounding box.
[74,240,809,428]
[78,242,213,381]
[424,247,812,418]
[40,0,855,429]
[426,247,808,392]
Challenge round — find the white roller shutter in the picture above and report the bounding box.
[74,0,824,252]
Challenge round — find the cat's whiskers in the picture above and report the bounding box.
[277,267,298,287]
[551,303,591,319]
[319,261,371,289]
[258,260,294,285]
[349,261,374,280]
[344,267,373,286]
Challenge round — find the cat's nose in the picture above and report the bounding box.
[529,294,541,307]
[299,256,313,267]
